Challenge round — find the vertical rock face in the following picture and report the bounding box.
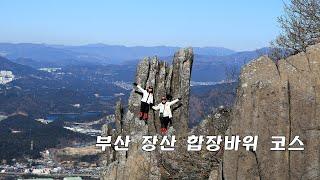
[223,44,320,180]
[114,101,123,134]
[170,48,194,134]
[159,107,231,179]
[101,48,193,180]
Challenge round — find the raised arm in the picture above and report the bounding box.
[134,83,146,93]
[168,98,180,106]
[152,104,160,111]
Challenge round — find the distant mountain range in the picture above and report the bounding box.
[0,44,269,162]
[54,43,236,61]
[0,56,50,77]
[0,43,104,67]
[0,43,236,66]
[0,56,130,117]
[0,43,270,82]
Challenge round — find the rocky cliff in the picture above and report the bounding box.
[101,44,320,180]
[223,44,320,179]
[101,48,194,180]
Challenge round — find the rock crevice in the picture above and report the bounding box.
[223,44,320,180]
[101,48,193,180]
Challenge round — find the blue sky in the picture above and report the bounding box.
[0,0,285,51]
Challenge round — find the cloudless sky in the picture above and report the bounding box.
[0,0,286,51]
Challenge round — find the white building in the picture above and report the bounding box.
[0,71,15,84]
[31,168,51,174]
[35,118,53,124]
[38,67,61,73]
[71,104,81,108]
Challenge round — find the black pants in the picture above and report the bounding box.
[160,116,172,129]
[140,101,150,113]
[140,102,150,120]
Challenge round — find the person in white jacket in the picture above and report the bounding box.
[152,96,181,135]
[133,83,154,122]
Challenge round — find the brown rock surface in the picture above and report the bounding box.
[101,48,194,180]
[159,107,231,179]
[223,44,320,180]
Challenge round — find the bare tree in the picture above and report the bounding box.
[270,0,320,60]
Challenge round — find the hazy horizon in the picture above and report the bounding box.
[0,42,270,52]
[0,0,286,51]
